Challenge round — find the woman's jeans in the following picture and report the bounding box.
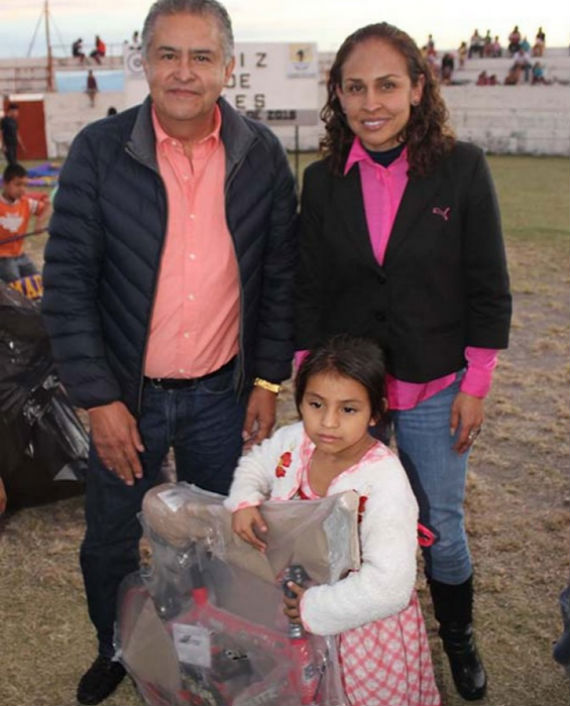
[392,375,473,585]
[80,362,247,657]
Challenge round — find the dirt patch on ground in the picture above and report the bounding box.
[0,157,568,705]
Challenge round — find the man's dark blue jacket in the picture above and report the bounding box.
[42,97,297,413]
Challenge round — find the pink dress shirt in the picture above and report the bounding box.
[144,106,240,379]
[296,139,498,411]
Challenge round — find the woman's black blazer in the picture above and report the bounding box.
[295,141,512,383]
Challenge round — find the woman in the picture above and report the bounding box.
[295,22,511,701]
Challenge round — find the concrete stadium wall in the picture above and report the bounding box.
[38,50,570,158]
[44,90,124,158]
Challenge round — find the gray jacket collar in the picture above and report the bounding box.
[126,95,257,177]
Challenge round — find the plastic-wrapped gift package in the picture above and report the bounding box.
[116,482,361,705]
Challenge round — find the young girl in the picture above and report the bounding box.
[225,335,440,706]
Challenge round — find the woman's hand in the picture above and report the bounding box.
[450,391,484,454]
[283,581,306,624]
[231,506,268,552]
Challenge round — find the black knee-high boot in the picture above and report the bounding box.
[428,575,487,700]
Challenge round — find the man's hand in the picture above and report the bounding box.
[88,401,145,485]
[232,506,268,551]
[242,386,277,451]
[450,391,485,454]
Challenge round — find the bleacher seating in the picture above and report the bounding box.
[445,47,570,85]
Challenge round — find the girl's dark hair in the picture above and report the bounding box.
[321,22,455,177]
[295,335,389,424]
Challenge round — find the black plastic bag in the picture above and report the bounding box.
[0,281,87,509]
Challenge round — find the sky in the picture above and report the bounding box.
[0,0,568,58]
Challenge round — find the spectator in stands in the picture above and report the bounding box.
[533,27,546,57]
[508,26,521,56]
[468,29,484,58]
[513,47,532,83]
[488,74,498,85]
[90,35,106,65]
[441,52,454,84]
[491,36,502,58]
[476,70,489,86]
[72,38,86,64]
[504,65,521,85]
[531,61,551,84]
[457,40,468,68]
[483,30,493,57]
[85,70,98,107]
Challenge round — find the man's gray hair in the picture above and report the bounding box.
[142,0,234,62]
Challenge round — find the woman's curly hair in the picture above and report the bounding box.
[321,22,455,176]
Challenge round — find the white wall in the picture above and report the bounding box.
[44,90,124,158]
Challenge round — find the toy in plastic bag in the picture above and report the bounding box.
[0,281,87,509]
[116,482,359,705]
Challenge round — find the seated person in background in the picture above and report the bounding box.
[72,38,85,64]
[0,163,49,283]
[531,62,551,84]
[533,27,546,57]
[508,25,521,56]
[483,30,493,57]
[457,41,468,68]
[491,36,502,57]
[476,70,489,86]
[504,65,521,85]
[513,47,532,82]
[520,36,531,53]
[441,53,454,84]
[90,35,106,65]
[488,73,498,85]
[468,29,484,58]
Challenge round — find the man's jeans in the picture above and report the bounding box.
[80,362,247,657]
[392,375,473,585]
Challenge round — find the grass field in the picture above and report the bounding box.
[0,153,569,706]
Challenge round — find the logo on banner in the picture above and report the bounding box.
[125,48,144,76]
[287,44,317,78]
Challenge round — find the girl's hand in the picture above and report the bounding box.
[283,581,306,624]
[450,391,484,454]
[232,506,268,552]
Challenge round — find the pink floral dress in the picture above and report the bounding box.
[296,438,441,706]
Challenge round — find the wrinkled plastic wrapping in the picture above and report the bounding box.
[0,282,87,507]
[141,482,360,586]
[116,482,359,705]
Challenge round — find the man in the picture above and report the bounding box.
[72,37,86,64]
[1,103,26,166]
[42,1,297,703]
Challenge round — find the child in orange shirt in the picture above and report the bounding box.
[0,163,48,283]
